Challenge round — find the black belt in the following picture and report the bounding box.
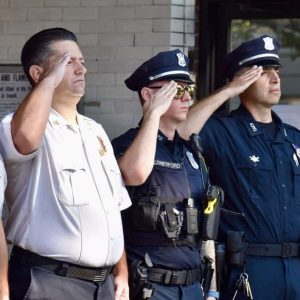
[147,266,202,286]
[246,243,300,258]
[11,247,114,282]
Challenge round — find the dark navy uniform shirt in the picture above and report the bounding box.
[112,128,209,270]
[199,105,300,244]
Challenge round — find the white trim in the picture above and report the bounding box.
[238,53,279,66]
[149,70,190,81]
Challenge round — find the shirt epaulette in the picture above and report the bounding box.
[80,114,95,123]
[283,122,300,133]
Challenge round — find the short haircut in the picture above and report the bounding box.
[21,27,78,85]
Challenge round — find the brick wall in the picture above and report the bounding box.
[0,0,196,139]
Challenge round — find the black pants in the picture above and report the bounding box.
[9,255,115,300]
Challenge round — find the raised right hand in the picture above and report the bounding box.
[226,65,263,99]
[38,52,71,88]
[143,80,177,118]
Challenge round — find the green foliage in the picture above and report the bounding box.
[231,19,300,59]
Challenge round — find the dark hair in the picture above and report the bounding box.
[21,27,78,85]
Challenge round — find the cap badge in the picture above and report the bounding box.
[177,53,186,67]
[263,37,275,51]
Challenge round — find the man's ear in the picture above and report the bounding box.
[140,87,152,102]
[29,65,44,84]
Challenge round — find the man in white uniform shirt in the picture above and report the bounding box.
[0,28,131,300]
[0,156,8,300]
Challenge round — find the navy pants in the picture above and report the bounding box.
[220,256,300,300]
[9,256,115,300]
[149,282,203,300]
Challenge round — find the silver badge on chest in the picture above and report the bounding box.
[186,151,199,169]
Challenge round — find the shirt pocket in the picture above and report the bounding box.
[236,155,274,200]
[58,166,90,206]
[293,164,300,204]
[101,158,122,206]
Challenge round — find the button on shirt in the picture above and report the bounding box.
[199,105,300,244]
[0,109,131,267]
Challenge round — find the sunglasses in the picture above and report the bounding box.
[149,84,196,100]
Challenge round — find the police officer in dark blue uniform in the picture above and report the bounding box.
[112,50,219,300]
[181,35,300,299]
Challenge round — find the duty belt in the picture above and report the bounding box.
[147,266,202,286]
[11,247,113,282]
[246,243,300,258]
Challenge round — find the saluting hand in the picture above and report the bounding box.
[226,65,263,99]
[142,80,178,118]
[38,52,71,88]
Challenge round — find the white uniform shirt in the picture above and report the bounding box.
[0,154,7,216]
[0,109,131,267]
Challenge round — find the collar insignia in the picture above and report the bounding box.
[263,37,275,51]
[249,155,260,163]
[249,122,257,132]
[177,52,186,67]
[157,134,164,141]
[53,120,60,125]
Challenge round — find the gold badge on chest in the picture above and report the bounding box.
[97,136,107,156]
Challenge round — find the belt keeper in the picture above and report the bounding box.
[171,271,179,284]
[164,271,172,284]
[55,262,69,276]
[282,243,291,258]
[186,271,192,285]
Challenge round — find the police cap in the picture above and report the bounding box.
[125,49,194,91]
[224,35,280,79]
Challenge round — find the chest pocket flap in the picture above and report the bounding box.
[58,164,91,206]
[236,154,272,170]
[235,153,274,200]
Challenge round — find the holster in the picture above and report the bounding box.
[226,231,246,267]
[131,197,160,231]
[128,258,154,300]
[202,185,224,240]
